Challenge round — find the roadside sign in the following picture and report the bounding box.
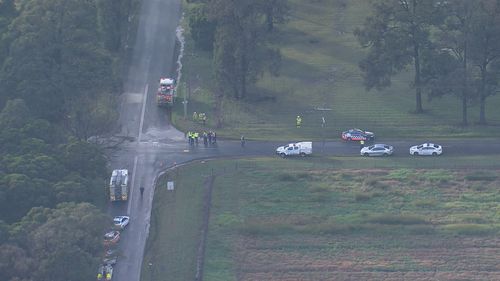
[167,181,174,191]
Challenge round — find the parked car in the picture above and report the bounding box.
[342,128,375,141]
[276,142,312,157]
[113,216,130,229]
[360,144,394,156]
[103,230,120,246]
[409,143,442,156]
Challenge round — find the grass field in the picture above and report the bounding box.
[173,0,500,140]
[143,157,500,281]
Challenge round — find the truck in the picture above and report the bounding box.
[276,141,312,157]
[109,169,129,201]
[156,77,176,106]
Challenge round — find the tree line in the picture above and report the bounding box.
[0,0,137,280]
[355,0,500,125]
[187,0,500,126]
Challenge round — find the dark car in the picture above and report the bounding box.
[341,128,375,141]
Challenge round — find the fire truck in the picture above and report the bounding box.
[109,169,128,201]
[157,77,175,106]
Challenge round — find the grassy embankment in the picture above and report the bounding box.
[142,157,500,281]
[172,0,500,140]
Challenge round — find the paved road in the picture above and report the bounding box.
[107,0,500,280]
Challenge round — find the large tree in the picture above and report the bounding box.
[3,203,110,281]
[429,0,479,125]
[204,0,285,127]
[468,0,500,124]
[355,0,442,113]
[0,0,117,125]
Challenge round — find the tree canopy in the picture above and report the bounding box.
[0,0,135,279]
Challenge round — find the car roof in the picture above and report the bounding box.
[114,216,128,219]
[421,143,441,147]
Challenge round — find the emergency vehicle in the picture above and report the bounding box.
[341,128,375,141]
[157,77,175,106]
[109,169,128,201]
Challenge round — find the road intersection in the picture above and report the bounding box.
[107,0,500,280]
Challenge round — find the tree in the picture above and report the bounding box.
[5,203,109,281]
[1,0,117,124]
[61,138,107,179]
[355,0,442,113]
[96,0,123,52]
[432,0,479,125]
[206,0,284,126]
[0,0,17,73]
[258,0,290,32]
[30,203,108,281]
[188,3,216,51]
[0,243,33,281]
[0,99,30,130]
[468,0,500,124]
[0,173,53,222]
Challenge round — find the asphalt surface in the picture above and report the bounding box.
[108,0,500,280]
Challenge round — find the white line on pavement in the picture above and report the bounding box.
[127,155,138,215]
[138,84,149,142]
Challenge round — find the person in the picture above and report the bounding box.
[194,132,199,145]
[140,186,145,196]
[213,131,217,143]
[360,139,365,149]
[97,272,103,280]
[240,135,245,147]
[208,131,212,144]
[192,111,198,122]
[202,113,207,125]
[106,272,111,281]
[203,132,208,146]
[296,115,302,128]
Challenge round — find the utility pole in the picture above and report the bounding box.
[321,116,326,152]
[182,82,189,120]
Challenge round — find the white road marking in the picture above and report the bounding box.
[127,155,138,215]
[138,84,149,142]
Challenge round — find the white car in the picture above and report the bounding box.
[360,144,394,157]
[113,216,130,229]
[410,143,442,156]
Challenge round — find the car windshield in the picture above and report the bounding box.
[368,145,374,149]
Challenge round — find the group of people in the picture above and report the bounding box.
[192,111,207,125]
[187,130,217,146]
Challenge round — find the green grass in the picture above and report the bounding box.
[143,156,500,280]
[174,0,500,140]
[199,158,500,279]
[140,164,208,281]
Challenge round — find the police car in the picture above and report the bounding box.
[341,128,375,141]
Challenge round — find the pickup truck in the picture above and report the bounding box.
[276,142,312,157]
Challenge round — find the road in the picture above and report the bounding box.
[107,0,500,280]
